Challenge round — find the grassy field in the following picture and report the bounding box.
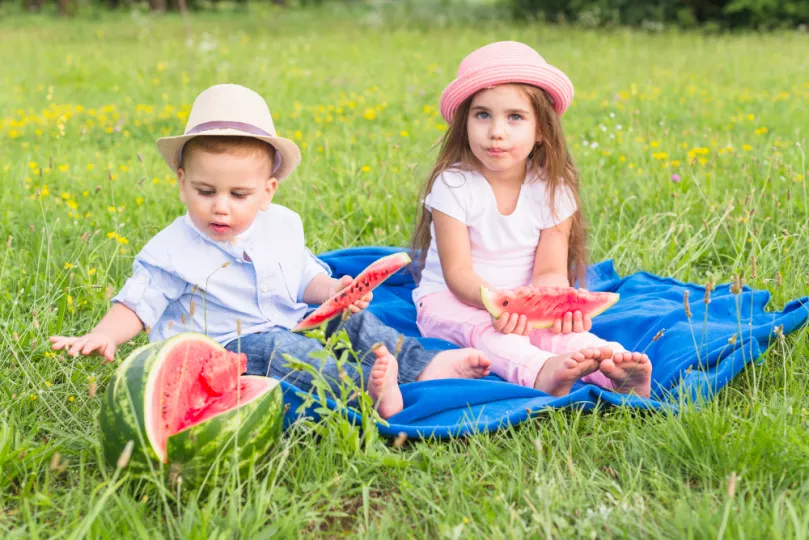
[3,4,809,537]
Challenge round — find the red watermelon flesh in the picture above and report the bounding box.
[292,251,412,332]
[480,285,620,330]
[148,339,270,462]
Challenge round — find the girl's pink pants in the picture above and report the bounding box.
[417,290,624,389]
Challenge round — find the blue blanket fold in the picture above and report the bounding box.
[279,247,808,439]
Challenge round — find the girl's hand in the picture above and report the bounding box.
[49,332,117,363]
[551,310,592,334]
[491,312,531,336]
[331,275,373,314]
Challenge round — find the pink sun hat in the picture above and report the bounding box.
[439,41,575,123]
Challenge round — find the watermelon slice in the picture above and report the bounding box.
[293,251,411,332]
[99,333,283,484]
[480,285,620,330]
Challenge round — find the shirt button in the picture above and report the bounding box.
[261,286,268,293]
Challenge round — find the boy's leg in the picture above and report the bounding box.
[224,329,371,394]
[325,310,438,384]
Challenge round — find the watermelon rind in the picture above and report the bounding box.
[166,376,283,485]
[480,286,502,319]
[99,341,164,471]
[479,286,620,330]
[99,333,283,481]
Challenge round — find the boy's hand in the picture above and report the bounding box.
[551,310,592,334]
[491,312,532,336]
[49,332,117,363]
[331,275,372,313]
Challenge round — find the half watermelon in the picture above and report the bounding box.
[99,333,283,484]
[480,285,620,330]
[293,251,411,332]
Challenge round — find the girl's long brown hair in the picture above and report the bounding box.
[411,84,588,286]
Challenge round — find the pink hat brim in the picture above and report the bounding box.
[439,63,574,123]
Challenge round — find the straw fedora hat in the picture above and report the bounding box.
[156,84,301,181]
[439,41,574,123]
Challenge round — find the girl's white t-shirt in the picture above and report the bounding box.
[413,168,577,302]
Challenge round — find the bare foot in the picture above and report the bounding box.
[369,345,404,419]
[599,351,652,398]
[533,347,608,396]
[416,348,491,381]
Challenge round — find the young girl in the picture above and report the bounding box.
[411,41,652,397]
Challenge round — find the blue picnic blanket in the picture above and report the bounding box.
[281,247,809,438]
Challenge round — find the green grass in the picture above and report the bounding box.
[3,4,809,537]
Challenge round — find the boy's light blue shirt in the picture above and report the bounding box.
[112,204,330,345]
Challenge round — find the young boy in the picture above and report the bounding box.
[50,84,491,418]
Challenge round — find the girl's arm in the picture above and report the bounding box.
[434,210,530,334]
[433,209,489,309]
[532,216,592,333]
[531,216,572,288]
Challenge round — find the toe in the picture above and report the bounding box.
[600,358,616,372]
[373,344,391,358]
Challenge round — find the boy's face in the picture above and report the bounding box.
[178,147,277,241]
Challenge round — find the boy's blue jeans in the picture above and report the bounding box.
[224,310,438,394]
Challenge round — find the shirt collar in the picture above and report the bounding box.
[183,213,258,260]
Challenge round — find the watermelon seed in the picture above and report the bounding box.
[503,301,508,306]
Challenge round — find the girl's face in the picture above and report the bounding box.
[466,85,540,180]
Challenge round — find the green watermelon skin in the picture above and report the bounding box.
[480,286,620,330]
[166,375,283,485]
[99,342,163,471]
[98,333,283,482]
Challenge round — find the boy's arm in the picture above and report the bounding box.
[50,303,144,363]
[302,273,337,305]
